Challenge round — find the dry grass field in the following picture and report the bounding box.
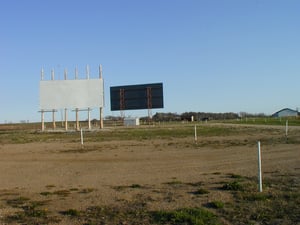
[0,122,299,224]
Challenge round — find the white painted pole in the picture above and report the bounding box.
[285,120,288,138]
[80,128,84,148]
[258,141,263,192]
[194,125,197,143]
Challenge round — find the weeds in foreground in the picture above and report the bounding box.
[152,208,219,225]
[221,181,244,191]
[2,172,299,225]
[113,184,145,191]
[40,188,95,197]
[206,201,225,209]
[192,188,210,195]
[219,174,300,225]
[5,198,59,224]
[60,208,81,217]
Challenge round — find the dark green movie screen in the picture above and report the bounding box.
[110,83,164,111]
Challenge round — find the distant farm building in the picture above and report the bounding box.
[272,108,299,118]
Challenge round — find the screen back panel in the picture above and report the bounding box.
[110,83,163,111]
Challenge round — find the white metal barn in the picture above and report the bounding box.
[272,108,299,118]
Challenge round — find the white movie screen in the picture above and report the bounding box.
[40,79,104,110]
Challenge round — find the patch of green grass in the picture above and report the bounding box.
[227,117,300,126]
[6,196,30,207]
[59,205,220,225]
[21,205,48,218]
[130,184,143,189]
[79,188,95,193]
[0,123,247,144]
[212,172,221,175]
[4,172,299,225]
[220,173,300,225]
[53,189,71,197]
[113,184,144,191]
[40,188,85,196]
[239,192,272,201]
[207,201,225,209]
[45,184,56,189]
[4,199,58,224]
[221,181,244,191]
[186,181,203,187]
[69,188,79,191]
[40,191,52,196]
[228,173,243,179]
[165,180,183,186]
[192,188,210,195]
[60,209,80,217]
[151,207,220,225]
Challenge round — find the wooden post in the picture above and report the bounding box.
[100,107,104,129]
[64,69,68,131]
[65,108,68,131]
[99,64,104,129]
[88,108,91,130]
[41,110,45,131]
[76,108,79,131]
[52,110,56,130]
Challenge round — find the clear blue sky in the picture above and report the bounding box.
[1,0,300,123]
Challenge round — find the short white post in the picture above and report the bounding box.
[80,128,84,148]
[257,141,263,192]
[194,125,197,143]
[285,120,288,138]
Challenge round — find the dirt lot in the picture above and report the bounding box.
[0,123,299,224]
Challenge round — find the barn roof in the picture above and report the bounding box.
[272,108,299,117]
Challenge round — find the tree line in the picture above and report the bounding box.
[105,111,268,122]
[150,111,268,122]
[150,112,239,122]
